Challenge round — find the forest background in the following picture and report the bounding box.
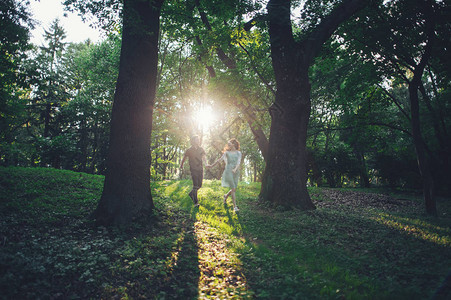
[1,0,450,212]
[1,0,451,298]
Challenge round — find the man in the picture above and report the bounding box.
[180,135,206,206]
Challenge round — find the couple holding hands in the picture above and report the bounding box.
[180,136,242,212]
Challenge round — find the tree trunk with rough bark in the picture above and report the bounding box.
[408,9,437,216]
[94,0,164,225]
[409,82,436,216]
[260,0,367,208]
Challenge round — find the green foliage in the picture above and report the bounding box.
[5,19,75,168]
[1,25,120,172]
[63,0,122,32]
[337,0,451,194]
[57,36,120,173]
[0,0,33,165]
[1,168,450,298]
[306,0,451,192]
[0,0,32,91]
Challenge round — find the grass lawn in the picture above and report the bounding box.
[1,167,450,299]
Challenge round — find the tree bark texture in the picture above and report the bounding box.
[408,7,437,216]
[94,0,164,225]
[259,0,314,208]
[409,82,436,216]
[260,0,367,208]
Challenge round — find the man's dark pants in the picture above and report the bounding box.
[190,169,203,204]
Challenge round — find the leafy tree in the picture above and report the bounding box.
[23,19,74,167]
[0,0,33,165]
[59,37,120,173]
[162,0,272,160]
[308,38,385,188]
[257,0,368,209]
[340,0,450,215]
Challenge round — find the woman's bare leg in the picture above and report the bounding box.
[231,188,238,210]
[223,190,231,203]
[227,190,232,198]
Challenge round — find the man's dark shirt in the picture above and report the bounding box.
[185,146,205,171]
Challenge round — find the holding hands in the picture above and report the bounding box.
[207,163,238,173]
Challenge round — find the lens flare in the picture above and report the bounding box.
[194,106,215,131]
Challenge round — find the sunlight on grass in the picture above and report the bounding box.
[193,217,252,298]
[372,213,451,246]
[193,221,253,298]
[3,168,450,299]
[153,179,451,298]
[155,178,255,297]
[196,184,245,236]
[158,180,190,199]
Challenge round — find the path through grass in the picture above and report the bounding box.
[1,167,450,299]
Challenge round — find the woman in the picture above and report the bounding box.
[207,138,242,212]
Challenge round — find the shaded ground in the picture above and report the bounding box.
[317,188,422,211]
[1,167,450,299]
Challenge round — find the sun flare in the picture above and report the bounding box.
[193,106,216,131]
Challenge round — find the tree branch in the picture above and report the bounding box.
[238,42,275,95]
[376,83,410,121]
[194,0,237,69]
[302,0,369,63]
[243,14,267,31]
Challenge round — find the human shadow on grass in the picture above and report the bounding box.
[223,203,240,232]
[90,208,201,299]
[0,189,202,299]
[149,181,201,298]
[153,209,200,299]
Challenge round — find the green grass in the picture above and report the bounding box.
[1,167,450,299]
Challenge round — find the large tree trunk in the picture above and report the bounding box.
[259,0,314,209]
[94,0,164,225]
[260,0,367,208]
[409,82,436,216]
[408,10,437,216]
[259,72,315,208]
